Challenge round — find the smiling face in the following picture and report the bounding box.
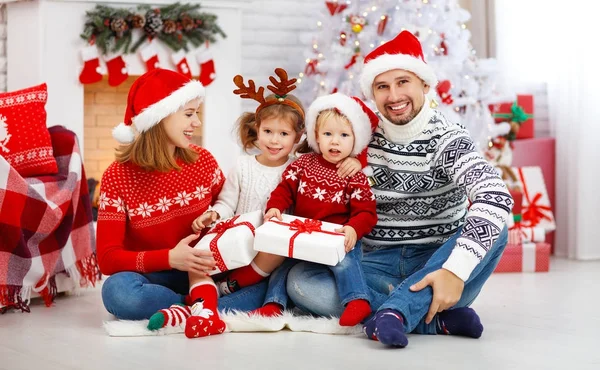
[316,113,354,164]
[255,116,300,167]
[372,69,430,125]
[162,98,202,153]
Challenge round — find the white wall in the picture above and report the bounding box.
[239,0,321,112]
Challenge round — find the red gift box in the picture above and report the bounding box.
[491,95,534,139]
[494,242,550,273]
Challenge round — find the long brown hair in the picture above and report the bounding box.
[115,121,198,172]
[238,94,305,153]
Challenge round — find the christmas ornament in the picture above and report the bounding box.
[79,45,103,85]
[144,9,164,37]
[105,55,129,87]
[172,50,192,78]
[110,18,129,38]
[377,15,388,36]
[140,41,161,72]
[325,1,348,16]
[181,15,195,31]
[304,59,320,76]
[344,53,359,70]
[348,15,367,34]
[196,46,216,86]
[339,31,347,46]
[436,80,454,105]
[130,14,146,28]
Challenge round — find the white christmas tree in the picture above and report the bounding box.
[295,0,511,152]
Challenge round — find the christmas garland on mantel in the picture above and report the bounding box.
[80,2,226,55]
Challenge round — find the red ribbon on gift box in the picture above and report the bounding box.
[270,218,343,258]
[518,168,552,228]
[207,215,256,272]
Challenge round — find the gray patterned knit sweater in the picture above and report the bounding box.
[364,99,513,281]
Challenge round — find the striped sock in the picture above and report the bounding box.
[147,304,191,331]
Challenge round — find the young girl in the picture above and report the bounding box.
[148,68,308,338]
[260,93,380,326]
[97,69,223,323]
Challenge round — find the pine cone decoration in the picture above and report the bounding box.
[110,18,129,38]
[144,11,164,37]
[131,14,146,29]
[163,20,177,34]
[181,16,195,31]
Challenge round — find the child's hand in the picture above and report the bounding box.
[335,225,357,252]
[192,211,219,233]
[264,208,283,222]
[336,157,362,178]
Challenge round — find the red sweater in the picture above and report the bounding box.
[266,153,377,239]
[96,146,224,275]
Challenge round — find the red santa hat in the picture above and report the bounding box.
[112,68,205,144]
[305,93,379,157]
[360,30,438,100]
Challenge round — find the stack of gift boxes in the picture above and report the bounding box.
[490,95,556,273]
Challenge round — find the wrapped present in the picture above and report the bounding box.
[508,227,546,244]
[491,95,534,139]
[512,166,556,231]
[195,210,262,275]
[254,215,346,266]
[494,242,550,273]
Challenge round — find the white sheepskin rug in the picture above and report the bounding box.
[103,310,363,337]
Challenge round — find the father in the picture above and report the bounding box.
[285,30,512,347]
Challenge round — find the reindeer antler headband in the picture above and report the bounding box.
[233,68,305,119]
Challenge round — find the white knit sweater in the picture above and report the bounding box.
[210,155,293,219]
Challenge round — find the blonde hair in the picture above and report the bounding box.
[115,121,198,172]
[238,94,305,153]
[296,108,351,154]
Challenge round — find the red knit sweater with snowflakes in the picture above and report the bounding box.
[266,153,377,239]
[96,146,224,275]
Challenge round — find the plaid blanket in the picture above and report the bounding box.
[0,125,100,312]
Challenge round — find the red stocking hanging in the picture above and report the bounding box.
[171,50,192,79]
[196,47,216,86]
[105,55,129,87]
[140,40,161,72]
[79,45,103,85]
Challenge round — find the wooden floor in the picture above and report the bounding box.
[2,258,599,370]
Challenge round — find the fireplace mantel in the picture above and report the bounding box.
[6,0,245,173]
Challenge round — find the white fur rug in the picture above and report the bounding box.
[103,310,363,337]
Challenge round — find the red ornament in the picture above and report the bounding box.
[304,59,320,76]
[377,15,388,36]
[325,1,348,16]
[436,80,453,105]
[344,53,359,70]
[340,31,347,46]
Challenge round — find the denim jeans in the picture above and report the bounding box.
[101,270,189,320]
[260,242,369,310]
[286,227,508,333]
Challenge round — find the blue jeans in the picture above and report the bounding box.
[261,243,369,310]
[102,269,269,319]
[286,227,508,333]
[101,270,189,320]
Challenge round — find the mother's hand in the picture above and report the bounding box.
[168,234,216,275]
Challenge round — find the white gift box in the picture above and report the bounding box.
[254,214,346,266]
[195,210,262,275]
[512,166,556,231]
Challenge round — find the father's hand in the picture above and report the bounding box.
[409,268,464,324]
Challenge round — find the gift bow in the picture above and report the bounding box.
[518,168,553,228]
[493,102,533,124]
[207,215,256,272]
[270,218,343,258]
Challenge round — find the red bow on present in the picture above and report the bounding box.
[518,168,553,228]
[270,218,342,258]
[207,215,256,272]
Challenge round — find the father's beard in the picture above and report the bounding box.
[382,99,423,126]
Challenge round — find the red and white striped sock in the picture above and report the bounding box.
[147,304,191,331]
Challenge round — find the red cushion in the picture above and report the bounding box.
[0,83,57,177]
